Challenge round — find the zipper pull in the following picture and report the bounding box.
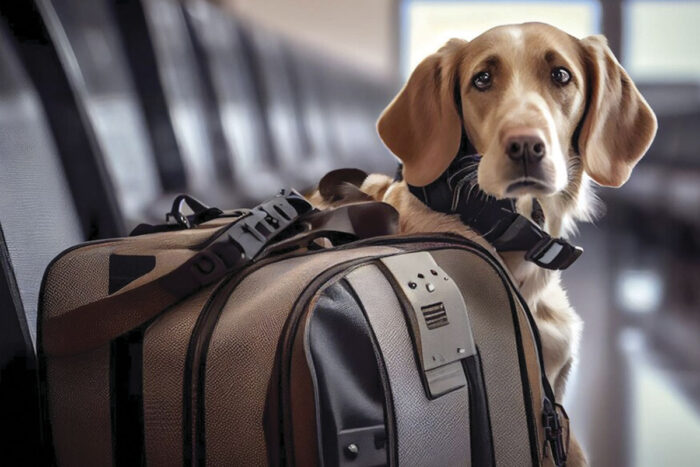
[542,398,567,466]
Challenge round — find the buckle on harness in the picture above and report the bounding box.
[525,237,582,270]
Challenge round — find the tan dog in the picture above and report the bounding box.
[312,22,656,465]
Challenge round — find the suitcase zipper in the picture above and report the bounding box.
[182,272,240,466]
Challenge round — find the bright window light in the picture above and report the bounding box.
[624,1,700,81]
[402,1,601,77]
[615,269,664,314]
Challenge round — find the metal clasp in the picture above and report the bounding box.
[381,251,476,399]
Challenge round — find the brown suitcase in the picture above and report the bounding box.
[38,191,569,466]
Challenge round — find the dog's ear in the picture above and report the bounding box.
[577,35,657,187]
[377,39,467,186]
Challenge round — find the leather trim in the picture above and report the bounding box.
[36,238,114,466]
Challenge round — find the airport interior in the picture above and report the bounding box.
[1,1,699,465]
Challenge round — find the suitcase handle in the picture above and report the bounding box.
[166,194,224,228]
[42,195,398,356]
[261,201,399,258]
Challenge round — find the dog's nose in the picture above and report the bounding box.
[505,134,546,164]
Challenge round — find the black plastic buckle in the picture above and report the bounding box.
[525,237,583,270]
[542,398,568,466]
[223,189,313,260]
[185,189,313,289]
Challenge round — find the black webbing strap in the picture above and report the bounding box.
[402,146,582,270]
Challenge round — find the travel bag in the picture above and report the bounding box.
[38,190,569,466]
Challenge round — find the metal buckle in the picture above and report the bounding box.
[525,237,582,270]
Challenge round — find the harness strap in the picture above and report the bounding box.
[401,146,582,270]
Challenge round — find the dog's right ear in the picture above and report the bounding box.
[377,39,467,186]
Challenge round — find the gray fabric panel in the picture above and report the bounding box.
[346,264,471,467]
[0,29,83,346]
[430,249,532,466]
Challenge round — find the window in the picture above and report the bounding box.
[623,1,700,81]
[402,0,601,77]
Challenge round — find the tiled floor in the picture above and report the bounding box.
[563,221,700,466]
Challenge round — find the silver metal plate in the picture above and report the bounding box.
[381,251,476,398]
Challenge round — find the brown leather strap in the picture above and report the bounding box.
[262,202,399,256]
[42,201,398,357]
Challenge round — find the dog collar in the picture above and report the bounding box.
[398,139,583,270]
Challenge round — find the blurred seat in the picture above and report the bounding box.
[0,17,88,463]
[612,108,700,228]
[113,0,251,208]
[138,0,230,190]
[110,0,188,192]
[183,0,286,202]
[38,0,167,227]
[317,60,397,174]
[1,1,123,241]
[0,14,86,347]
[286,48,343,172]
[241,25,330,189]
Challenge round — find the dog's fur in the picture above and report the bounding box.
[311,22,656,465]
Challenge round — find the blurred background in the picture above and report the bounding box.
[0,0,699,465]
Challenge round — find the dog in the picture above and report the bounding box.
[311,22,657,465]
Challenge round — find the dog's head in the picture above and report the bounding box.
[377,23,657,200]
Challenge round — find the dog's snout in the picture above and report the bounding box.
[506,134,546,163]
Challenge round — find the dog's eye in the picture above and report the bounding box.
[551,67,571,85]
[472,71,492,91]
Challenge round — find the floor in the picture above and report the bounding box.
[563,219,700,466]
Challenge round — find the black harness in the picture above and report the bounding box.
[397,133,582,270]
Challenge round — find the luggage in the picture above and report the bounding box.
[38,190,569,466]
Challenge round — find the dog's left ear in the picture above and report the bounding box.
[578,35,657,187]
